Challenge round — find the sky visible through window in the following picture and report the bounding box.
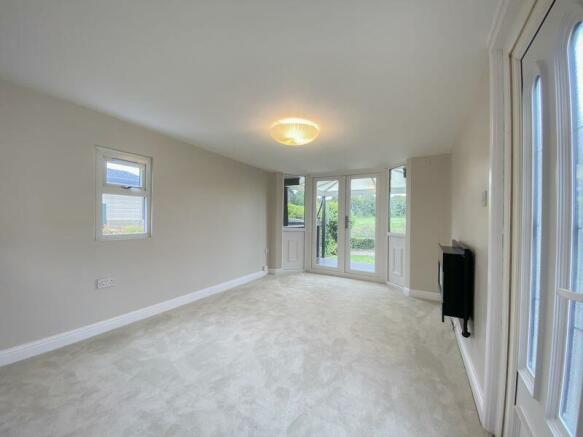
[106,161,141,187]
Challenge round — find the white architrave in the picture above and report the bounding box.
[486,1,556,436]
[484,0,543,434]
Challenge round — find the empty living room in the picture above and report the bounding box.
[1,0,583,436]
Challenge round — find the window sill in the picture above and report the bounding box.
[97,233,151,241]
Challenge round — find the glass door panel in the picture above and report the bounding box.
[348,176,377,273]
[389,166,406,234]
[315,179,341,269]
[527,76,543,376]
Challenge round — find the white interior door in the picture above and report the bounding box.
[514,1,583,435]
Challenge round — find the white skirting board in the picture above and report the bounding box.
[268,268,304,275]
[0,270,266,367]
[408,288,442,302]
[388,282,442,302]
[451,318,486,425]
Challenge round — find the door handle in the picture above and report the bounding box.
[345,215,349,229]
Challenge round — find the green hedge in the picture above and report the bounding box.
[350,238,375,249]
[287,203,304,219]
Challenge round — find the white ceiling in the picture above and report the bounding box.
[0,0,497,174]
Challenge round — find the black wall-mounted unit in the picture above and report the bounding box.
[438,241,474,337]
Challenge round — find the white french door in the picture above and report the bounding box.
[513,1,583,436]
[311,174,381,278]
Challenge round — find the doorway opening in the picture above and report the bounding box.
[312,174,381,277]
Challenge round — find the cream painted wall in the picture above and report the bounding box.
[0,79,269,350]
[450,70,490,388]
[407,154,452,293]
[267,173,283,271]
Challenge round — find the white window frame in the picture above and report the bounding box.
[388,164,407,236]
[283,175,306,229]
[545,11,583,437]
[545,10,583,436]
[95,146,152,240]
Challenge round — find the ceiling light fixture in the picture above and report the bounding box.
[270,117,320,146]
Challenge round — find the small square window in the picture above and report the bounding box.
[96,147,152,240]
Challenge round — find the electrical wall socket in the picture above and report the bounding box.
[96,278,115,289]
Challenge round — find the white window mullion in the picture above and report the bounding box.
[102,185,147,197]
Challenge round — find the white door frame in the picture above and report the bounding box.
[308,171,387,282]
[345,173,383,278]
[311,176,346,275]
[504,1,583,436]
[487,0,557,436]
[387,164,408,288]
[483,0,550,434]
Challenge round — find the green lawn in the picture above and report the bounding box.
[390,217,406,234]
[320,253,375,265]
[351,215,406,235]
[351,216,375,238]
[350,254,375,265]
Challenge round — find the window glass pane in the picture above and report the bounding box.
[284,176,305,228]
[561,22,583,435]
[106,159,143,188]
[389,167,406,234]
[527,76,543,374]
[102,194,146,235]
[316,180,339,268]
[349,177,376,272]
[561,301,583,434]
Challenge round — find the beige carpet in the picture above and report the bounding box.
[0,273,488,437]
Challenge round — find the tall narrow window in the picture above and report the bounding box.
[96,147,152,240]
[527,76,543,375]
[561,23,583,435]
[389,166,406,234]
[283,176,305,228]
